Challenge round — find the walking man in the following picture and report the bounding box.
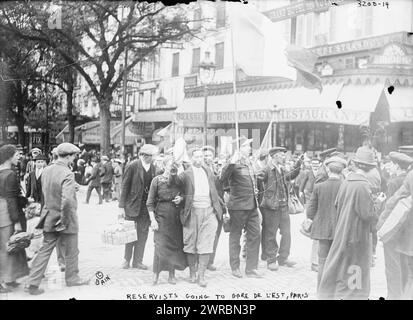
[101,156,114,202]
[26,143,89,295]
[85,157,103,205]
[220,137,262,279]
[119,144,157,270]
[174,148,222,287]
[258,147,302,271]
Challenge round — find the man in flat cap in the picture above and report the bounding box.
[26,143,89,295]
[258,147,303,271]
[306,156,347,295]
[377,151,413,299]
[220,137,262,278]
[315,148,337,184]
[119,144,157,270]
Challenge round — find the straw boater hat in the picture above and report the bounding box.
[353,146,377,166]
[389,151,413,167]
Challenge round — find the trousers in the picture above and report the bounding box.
[28,232,80,287]
[86,185,102,204]
[384,241,409,300]
[261,206,291,264]
[317,239,333,292]
[101,182,112,202]
[229,208,261,272]
[124,209,150,266]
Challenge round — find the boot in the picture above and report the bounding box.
[197,254,210,288]
[186,253,198,284]
[168,270,176,285]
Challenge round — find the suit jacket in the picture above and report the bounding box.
[101,162,114,184]
[26,170,43,205]
[174,165,223,225]
[37,161,78,234]
[87,163,102,187]
[119,159,156,218]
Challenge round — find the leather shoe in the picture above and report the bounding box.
[207,264,217,271]
[267,262,279,271]
[278,259,297,268]
[245,269,263,278]
[66,278,90,287]
[122,260,130,269]
[6,281,20,288]
[26,286,44,295]
[231,269,243,278]
[132,262,148,270]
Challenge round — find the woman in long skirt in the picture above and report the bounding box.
[0,145,29,293]
[147,156,187,285]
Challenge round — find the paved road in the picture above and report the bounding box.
[1,186,387,300]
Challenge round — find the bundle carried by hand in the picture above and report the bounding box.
[7,232,32,253]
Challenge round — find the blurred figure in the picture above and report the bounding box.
[112,159,123,201]
[85,157,102,205]
[26,154,48,206]
[100,156,114,203]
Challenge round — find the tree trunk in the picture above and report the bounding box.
[15,81,26,147]
[99,98,111,155]
[66,86,75,143]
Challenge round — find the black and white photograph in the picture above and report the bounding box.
[1,0,413,304]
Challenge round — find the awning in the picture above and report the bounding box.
[133,109,175,122]
[385,87,413,123]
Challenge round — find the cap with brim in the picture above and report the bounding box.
[353,146,377,166]
[269,147,287,156]
[320,148,337,159]
[34,154,48,161]
[139,144,157,156]
[56,143,80,156]
[31,148,42,154]
[389,151,413,167]
[325,156,347,167]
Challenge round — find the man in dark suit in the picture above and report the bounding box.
[174,147,222,287]
[26,143,89,295]
[220,137,262,279]
[258,147,302,271]
[119,144,157,270]
[100,155,114,202]
[85,157,103,205]
[26,154,48,206]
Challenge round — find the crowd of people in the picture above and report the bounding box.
[1,137,413,299]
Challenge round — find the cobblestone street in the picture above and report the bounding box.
[1,187,387,300]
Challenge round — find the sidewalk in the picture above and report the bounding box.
[1,186,387,300]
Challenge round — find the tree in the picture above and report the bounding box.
[1,1,202,154]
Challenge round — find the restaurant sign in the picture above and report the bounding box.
[264,0,345,22]
[174,110,273,124]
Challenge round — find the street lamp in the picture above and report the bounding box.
[198,51,216,146]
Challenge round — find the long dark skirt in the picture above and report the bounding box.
[153,202,187,273]
[0,225,29,283]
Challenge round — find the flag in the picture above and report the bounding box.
[173,137,190,163]
[260,120,273,152]
[229,2,297,80]
[286,44,323,93]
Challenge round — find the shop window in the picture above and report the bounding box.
[171,52,180,77]
[191,48,200,74]
[215,42,225,70]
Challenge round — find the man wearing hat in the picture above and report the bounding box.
[85,157,103,205]
[377,151,413,299]
[319,146,378,300]
[220,137,262,278]
[258,147,303,271]
[379,152,413,299]
[26,154,48,206]
[100,155,114,203]
[305,156,347,294]
[315,148,337,184]
[26,143,89,295]
[119,144,157,270]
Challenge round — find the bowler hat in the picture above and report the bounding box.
[269,147,286,156]
[56,143,80,156]
[389,151,413,167]
[353,146,377,166]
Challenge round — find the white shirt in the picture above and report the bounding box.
[142,161,151,172]
[192,166,211,208]
[35,168,43,180]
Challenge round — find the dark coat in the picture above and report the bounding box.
[37,161,79,234]
[0,169,21,228]
[299,169,316,200]
[315,165,329,184]
[258,160,301,210]
[119,159,156,218]
[101,161,114,184]
[378,170,413,256]
[174,165,223,225]
[26,171,43,205]
[306,177,343,240]
[220,162,257,211]
[318,172,376,300]
[87,163,102,187]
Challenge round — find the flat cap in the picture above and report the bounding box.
[139,144,157,156]
[389,151,413,166]
[269,147,287,156]
[101,155,109,161]
[56,143,80,156]
[325,156,347,168]
[319,148,337,159]
[34,154,48,161]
